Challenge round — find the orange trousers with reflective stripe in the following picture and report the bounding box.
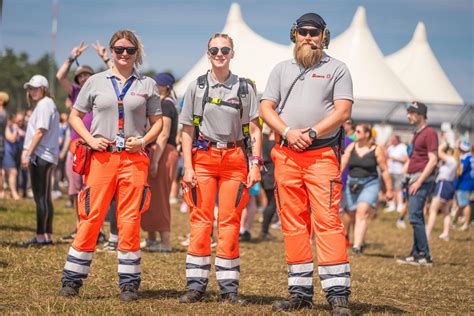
[72,150,151,252]
[184,146,249,259]
[272,145,348,265]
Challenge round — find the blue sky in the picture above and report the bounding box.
[1,0,473,102]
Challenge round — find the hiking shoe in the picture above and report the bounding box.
[218,292,247,305]
[396,256,416,265]
[239,231,251,242]
[18,237,53,247]
[120,284,138,302]
[351,246,362,255]
[272,294,313,312]
[416,256,433,267]
[97,241,117,253]
[259,232,275,241]
[58,282,80,297]
[59,231,76,243]
[330,297,351,316]
[179,290,204,303]
[396,219,407,229]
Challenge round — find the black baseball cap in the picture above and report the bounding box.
[296,13,326,30]
[406,101,427,116]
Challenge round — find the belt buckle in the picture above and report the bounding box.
[216,142,227,149]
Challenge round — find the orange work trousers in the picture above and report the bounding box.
[72,150,151,252]
[272,145,347,265]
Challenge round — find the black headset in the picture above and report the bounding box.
[290,23,331,49]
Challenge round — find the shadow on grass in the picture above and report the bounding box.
[0,261,8,268]
[364,252,396,259]
[140,289,183,300]
[0,224,36,232]
[314,302,406,314]
[0,206,7,212]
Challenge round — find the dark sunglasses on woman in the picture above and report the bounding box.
[112,46,137,55]
[297,28,321,37]
[208,47,231,56]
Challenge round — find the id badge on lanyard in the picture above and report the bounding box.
[111,76,135,148]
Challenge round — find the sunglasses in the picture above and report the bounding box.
[297,28,321,37]
[208,47,232,56]
[112,46,137,55]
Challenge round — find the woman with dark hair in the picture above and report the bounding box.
[141,72,179,252]
[20,75,60,245]
[58,29,163,302]
[341,123,392,254]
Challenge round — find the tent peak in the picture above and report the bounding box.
[412,22,427,43]
[351,6,368,28]
[226,3,244,25]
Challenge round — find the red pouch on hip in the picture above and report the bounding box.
[72,141,93,176]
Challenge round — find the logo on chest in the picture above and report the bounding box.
[312,74,332,79]
[131,92,149,99]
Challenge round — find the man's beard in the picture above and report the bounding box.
[293,41,323,68]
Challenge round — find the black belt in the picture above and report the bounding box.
[281,134,340,151]
[209,140,245,149]
[106,145,126,152]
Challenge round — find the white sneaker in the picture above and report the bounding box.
[140,239,156,249]
[459,223,470,231]
[180,202,189,213]
[396,219,407,229]
[438,234,449,241]
[384,203,396,213]
[271,221,281,230]
[180,237,190,247]
[169,197,179,205]
[396,204,405,213]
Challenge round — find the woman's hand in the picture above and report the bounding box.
[71,41,88,59]
[183,167,197,188]
[125,137,143,153]
[88,137,111,152]
[247,164,261,188]
[21,153,30,170]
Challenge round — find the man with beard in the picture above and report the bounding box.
[260,13,353,315]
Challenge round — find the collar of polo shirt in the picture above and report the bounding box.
[105,68,143,81]
[208,71,237,89]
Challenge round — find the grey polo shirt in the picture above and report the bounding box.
[261,54,353,139]
[74,69,162,141]
[180,72,259,142]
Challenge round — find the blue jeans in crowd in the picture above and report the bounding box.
[408,181,433,258]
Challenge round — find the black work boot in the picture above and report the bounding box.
[218,292,248,305]
[179,290,204,303]
[58,281,80,297]
[272,294,313,312]
[330,297,351,316]
[120,284,138,302]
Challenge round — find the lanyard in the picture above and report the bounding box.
[111,76,135,136]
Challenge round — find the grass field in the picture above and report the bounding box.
[0,197,472,314]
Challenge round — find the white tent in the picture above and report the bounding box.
[386,22,464,105]
[326,6,413,103]
[174,3,292,97]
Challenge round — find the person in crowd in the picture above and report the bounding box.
[58,29,163,302]
[454,141,473,231]
[340,119,355,247]
[260,12,353,314]
[239,182,260,242]
[259,124,277,240]
[141,72,179,252]
[52,112,69,199]
[56,41,111,243]
[20,75,60,245]
[4,112,26,200]
[385,135,408,213]
[425,141,457,240]
[397,101,438,267]
[341,123,393,254]
[0,91,8,199]
[179,33,261,305]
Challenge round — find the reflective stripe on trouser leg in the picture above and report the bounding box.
[118,250,141,289]
[61,246,93,287]
[288,262,314,299]
[215,256,240,294]
[186,254,211,292]
[318,263,351,302]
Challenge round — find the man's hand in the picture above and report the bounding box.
[125,137,143,153]
[286,128,311,152]
[247,164,261,188]
[409,180,422,196]
[71,41,88,59]
[88,137,111,152]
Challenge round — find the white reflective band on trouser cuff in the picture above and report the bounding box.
[186,255,211,266]
[64,261,89,275]
[320,277,351,289]
[216,271,240,280]
[288,263,314,274]
[118,251,141,260]
[288,277,313,286]
[186,269,210,278]
[215,257,240,269]
[318,263,350,275]
[118,264,141,274]
[68,247,93,261]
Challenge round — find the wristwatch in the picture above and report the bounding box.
[309,128,318,140]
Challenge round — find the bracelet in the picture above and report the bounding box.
[282,126,290,139]
[140,138,146,149]
[68,55,76,64]
[251,156,264,166]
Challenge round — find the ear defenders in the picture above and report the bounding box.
[290,23,331,49]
